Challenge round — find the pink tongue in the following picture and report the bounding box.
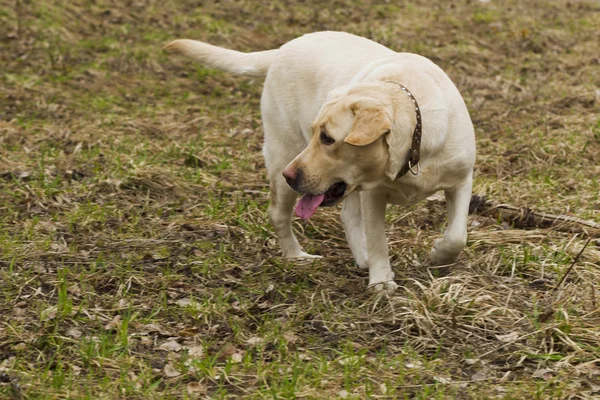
[295,194,325,220]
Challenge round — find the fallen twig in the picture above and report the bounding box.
[496,203,600,230]
[469,195,600,232]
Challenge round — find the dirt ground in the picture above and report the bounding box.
[1,0,600,398]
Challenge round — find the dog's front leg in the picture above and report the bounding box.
[268,175,321,260]
[341,192,368,269]
[430,175,473,265]
[361,191,398,292]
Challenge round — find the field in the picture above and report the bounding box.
[1,0,600,398]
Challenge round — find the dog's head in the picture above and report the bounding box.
[283,83,415,218]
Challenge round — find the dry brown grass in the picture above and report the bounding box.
[1,0,600,398]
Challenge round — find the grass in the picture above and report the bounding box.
[1,0,600,398]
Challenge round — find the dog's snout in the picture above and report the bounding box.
[282,166,297,185]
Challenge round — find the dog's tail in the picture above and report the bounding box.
[164,39,277,78]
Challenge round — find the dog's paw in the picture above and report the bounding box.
[368,269,396,292]
[430,238,463,266]
[286,251,322,261]
[368,280,398,293]
[355,257,369,270]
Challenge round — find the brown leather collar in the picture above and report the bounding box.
[386,82,422,179]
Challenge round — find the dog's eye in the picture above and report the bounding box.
[320,131,335,145]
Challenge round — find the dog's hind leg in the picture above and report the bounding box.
[430,175,473,266]
[341,192,368,269]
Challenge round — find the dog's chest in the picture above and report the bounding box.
[386,191,431,206]
[383,180,440,207]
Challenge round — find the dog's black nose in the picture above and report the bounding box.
[282,167,302,190]
[282,167,296,186]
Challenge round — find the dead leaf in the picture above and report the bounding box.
[41,306,58,321]
[231,352,243,363]
[177,298,192,307]
[434,376,452,384]
[532,368,554,381]
[13,343,26,351]
[338,356,361,366]
[67,284,82,296]
[474,295,493,304]
[66,328,83,339]
[128,371,141,389]
[71,364,81,375]
[405,361,423,369]
[73,142,83,154]
[186,381,207,397]
[495,331,519,343]
[178,327,199,337]
[49,241,69,253]
[426,192,444,202]
[283,332,298,344]
[19,171,31,180]
[471,371,488,381]
[104,315,121,330]
[187,345,204,359]
[379,383,387,394]
[141,323,171,336]
[246,336,263,346]
[140,336,152,346]
[158,340,183,352]
[218,343,238,360]
[163,362,181,378]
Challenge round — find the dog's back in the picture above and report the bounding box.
[263,32,396,136]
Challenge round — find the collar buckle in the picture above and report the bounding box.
[408,160,421,176]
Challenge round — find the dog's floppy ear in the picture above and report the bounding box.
[344,103,391,146]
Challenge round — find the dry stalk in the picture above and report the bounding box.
[537,236,595,323]
[554,236,594,291]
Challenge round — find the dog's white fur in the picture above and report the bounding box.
[166,31,476,291]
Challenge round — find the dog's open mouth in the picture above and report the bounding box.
[295,181,347,220]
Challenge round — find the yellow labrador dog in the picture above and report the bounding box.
[166,31,475,291]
